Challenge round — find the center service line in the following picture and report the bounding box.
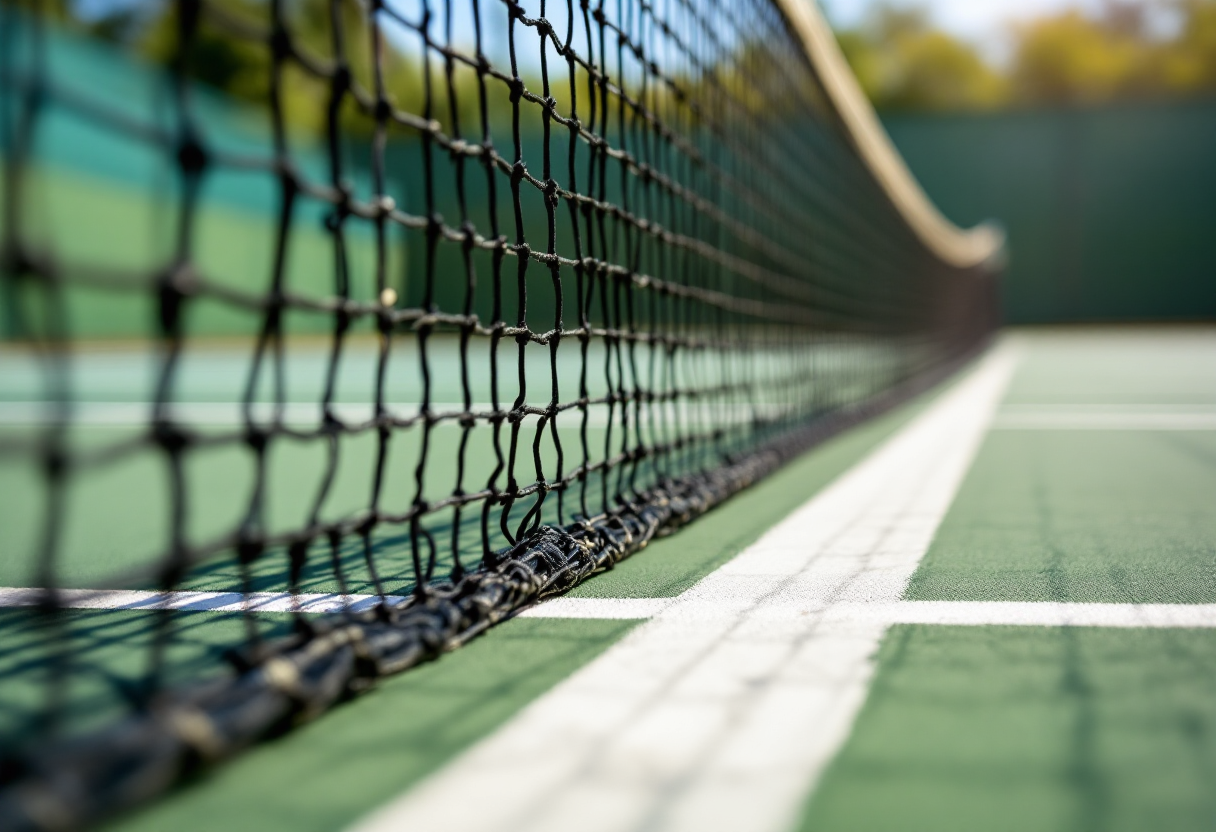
[350,344,1018,832]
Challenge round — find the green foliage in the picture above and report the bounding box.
[50,0,582,137]
[835,4,1008,112]
[1161,0,1216,90]
[1011,1,1216,105]
[48,0,1216,117]
[837,0,1216,112]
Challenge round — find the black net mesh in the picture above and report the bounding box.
[0,0,998,827]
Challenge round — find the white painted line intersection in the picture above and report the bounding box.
[349,344,1021,832]
[6,342,1210,832]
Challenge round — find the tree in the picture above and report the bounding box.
[1159,0,1216,93]
[836,0,1216,112]
[834,3,1008,112]
[1011,0,1216,105]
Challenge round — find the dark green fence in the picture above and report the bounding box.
[884,100,1216,324]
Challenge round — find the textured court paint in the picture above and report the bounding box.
[104,618,636,832]
[802,626,1216,832]
[905,430,1216,604]
[908,328,1216,604]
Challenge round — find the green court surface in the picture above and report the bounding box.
[2,326,1215,832]
[906,430,1216,603]
[108,617,640,832]
[803,626,1216,832]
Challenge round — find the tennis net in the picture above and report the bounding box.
[0,0,1001,827]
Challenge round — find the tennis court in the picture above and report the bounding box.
[4,326,1215,831]
[2,0,1215,830]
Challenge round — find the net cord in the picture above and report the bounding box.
[775,0,1005,270]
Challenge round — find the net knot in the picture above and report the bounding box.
[152,421,191,454]
[0,242,39,280]
[356,514,378,537]
[176,136,208,175]
[237,533,265,566]
[269,25,292,61]
[317,406,342,433]
[275,161,301,198]
[331,65,351,95]
[508,77,525,103]
[42,446,68,481]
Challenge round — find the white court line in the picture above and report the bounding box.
[992,410,1216,430]
[0,402,503,426]
[851,601,1216,628]
[0,588,659,619]
[0,401,781,427]
[519,597,676,620]
[999,404,1216,412]
[0,587,399,614]
[8,587,1213,632]
[519,597,1216,628]
[349,344,1019,832]
[8,589,1215,632]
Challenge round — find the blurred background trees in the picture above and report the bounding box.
[40,0,1216,114]
[832,0,1216,111]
